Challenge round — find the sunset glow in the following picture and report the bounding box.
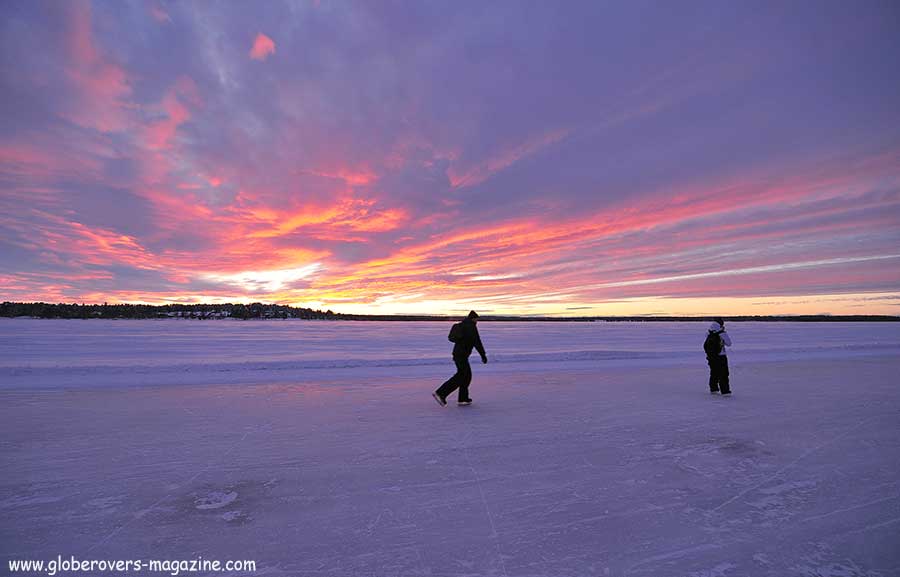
[2,1,899,315]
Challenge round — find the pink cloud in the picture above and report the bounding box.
[19,210,162,274]
[149,4,171,23]
[63,0,132,132]
[249,33,276,61]
[0,142,102,187]
[144,76,202,150]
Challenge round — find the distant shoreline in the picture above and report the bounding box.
[1,302,897,322]
[298,315,900,322]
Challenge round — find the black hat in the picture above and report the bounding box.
[467,310,479,319]
[714,317,725,326]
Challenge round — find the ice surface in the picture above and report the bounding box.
[3,319,899,388]
[1,320,899,576]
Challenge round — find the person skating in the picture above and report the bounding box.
[704,317,732,395]
[433,311,487,406]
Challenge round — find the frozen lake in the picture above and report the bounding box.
[2,320,899,576]
[3,319,899,387]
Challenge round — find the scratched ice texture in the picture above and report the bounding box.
[1,319,899,576]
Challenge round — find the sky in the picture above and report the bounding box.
[2,0,899,316]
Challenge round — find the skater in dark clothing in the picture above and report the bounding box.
[705,317,733,395]
[433,311,488,406]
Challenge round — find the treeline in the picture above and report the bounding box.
[0,302,337,320]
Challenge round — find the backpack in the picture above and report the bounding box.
[703,331,721,358]
[448,322,464,343]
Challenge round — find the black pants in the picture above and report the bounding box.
[708,355,730,393]
[436,356,472,401]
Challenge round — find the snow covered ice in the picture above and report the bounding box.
[2,319,899,576]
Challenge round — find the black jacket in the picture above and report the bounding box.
[453,318,486,360]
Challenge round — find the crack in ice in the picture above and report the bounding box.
[709,416,877,514]
[464,430,509,577]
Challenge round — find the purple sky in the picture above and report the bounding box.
[2,0,899,315]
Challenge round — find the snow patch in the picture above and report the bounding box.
[194,491,237,510]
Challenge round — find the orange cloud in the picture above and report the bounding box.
[285,151,900,312]
[299,168,377,186]
[240,197,407,239]
[334,204,407,232]
[249,33,276,61]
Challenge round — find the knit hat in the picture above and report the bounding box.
[467,310,479,319]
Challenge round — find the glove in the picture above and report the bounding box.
[481,355,488,364]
